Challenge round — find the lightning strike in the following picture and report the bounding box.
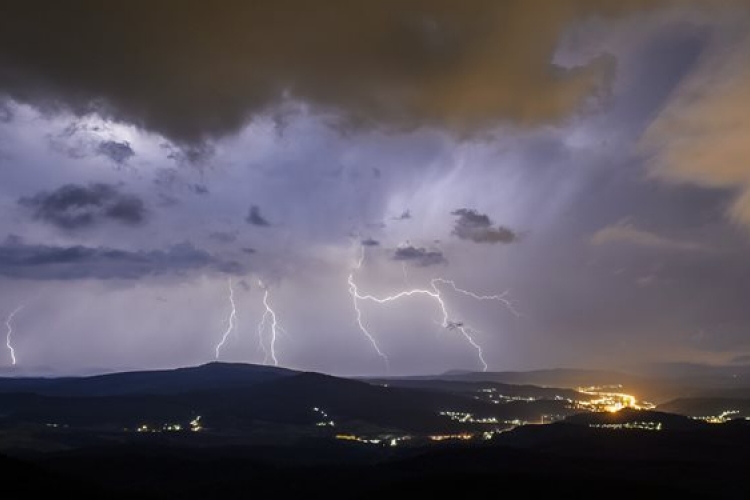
[347,246,390,371]
[432,278,521,317]
[256,281,283,366]
[214,278,238,359]
[5,305,24,366]
[348,245,518,372]
[447,321,488,372]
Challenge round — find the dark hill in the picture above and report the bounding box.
[659,397,750,417]
[0,369,577,435]
[0,362,296,397]
[564,408,706,430]
[203,371,508,431]
[365,377,588,401]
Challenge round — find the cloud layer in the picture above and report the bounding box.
[642,30,750,228]
[0,240,241,280]
[392,244,446,267]
[451,209,519,244]
[246,205,270,227]
[0,1,662,144]
[19,183,146,230]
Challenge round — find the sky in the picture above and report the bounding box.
[1,1,750,376]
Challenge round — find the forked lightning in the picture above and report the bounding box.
[348,244,518,371]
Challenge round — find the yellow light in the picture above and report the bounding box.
[335,434,358,441]
[606,402,623,413]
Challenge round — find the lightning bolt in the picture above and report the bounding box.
[256,301,269,362]
[446,322,488,372]
[348,245,518,372]
[5,305,24,366]
[348,245,390,371]
[432,278,521,318]
[256,281,283,367]
[214,278,237,359]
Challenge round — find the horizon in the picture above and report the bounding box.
[2,358,750,381]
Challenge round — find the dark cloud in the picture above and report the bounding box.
[162,142,215,165]
[361,238,380,246]
[0,239,243,280]
[209,231,238,244]
[95,140,134,164]
[451,208,518,244]
[0,1,663,144]
[392,209,412,221]
[241,247,257,254]
[392,244,446,267]
[191,184,209,195]
[45,121,136,164]
[19,183,146,229]
[246,205,270,227]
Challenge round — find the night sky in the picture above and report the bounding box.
[1,1,749,375]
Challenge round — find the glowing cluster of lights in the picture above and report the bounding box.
[190,415,203,432]
[589,422,663,431]
[439,411,498,424]
[428,433,474,441]
[312,407,335,427]
[335,434,408,447]
[576,385,653,413]
[693,410,742,424]
[133,416,203,433]
[136,423,183,433]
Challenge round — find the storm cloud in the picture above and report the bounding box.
[451,209,519,244]
[392,245,446,267]
[96,140,134,164]
[0,240,242,280]
[361,238,380,247]
[0,1,666,145]
[19,183,146,229]
[246,205,270,227]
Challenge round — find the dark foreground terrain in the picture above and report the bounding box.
[3,420,750,499]
[2,363,750,498]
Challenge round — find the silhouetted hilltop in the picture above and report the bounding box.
[0,362,297,397]
[0,368,568,434]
